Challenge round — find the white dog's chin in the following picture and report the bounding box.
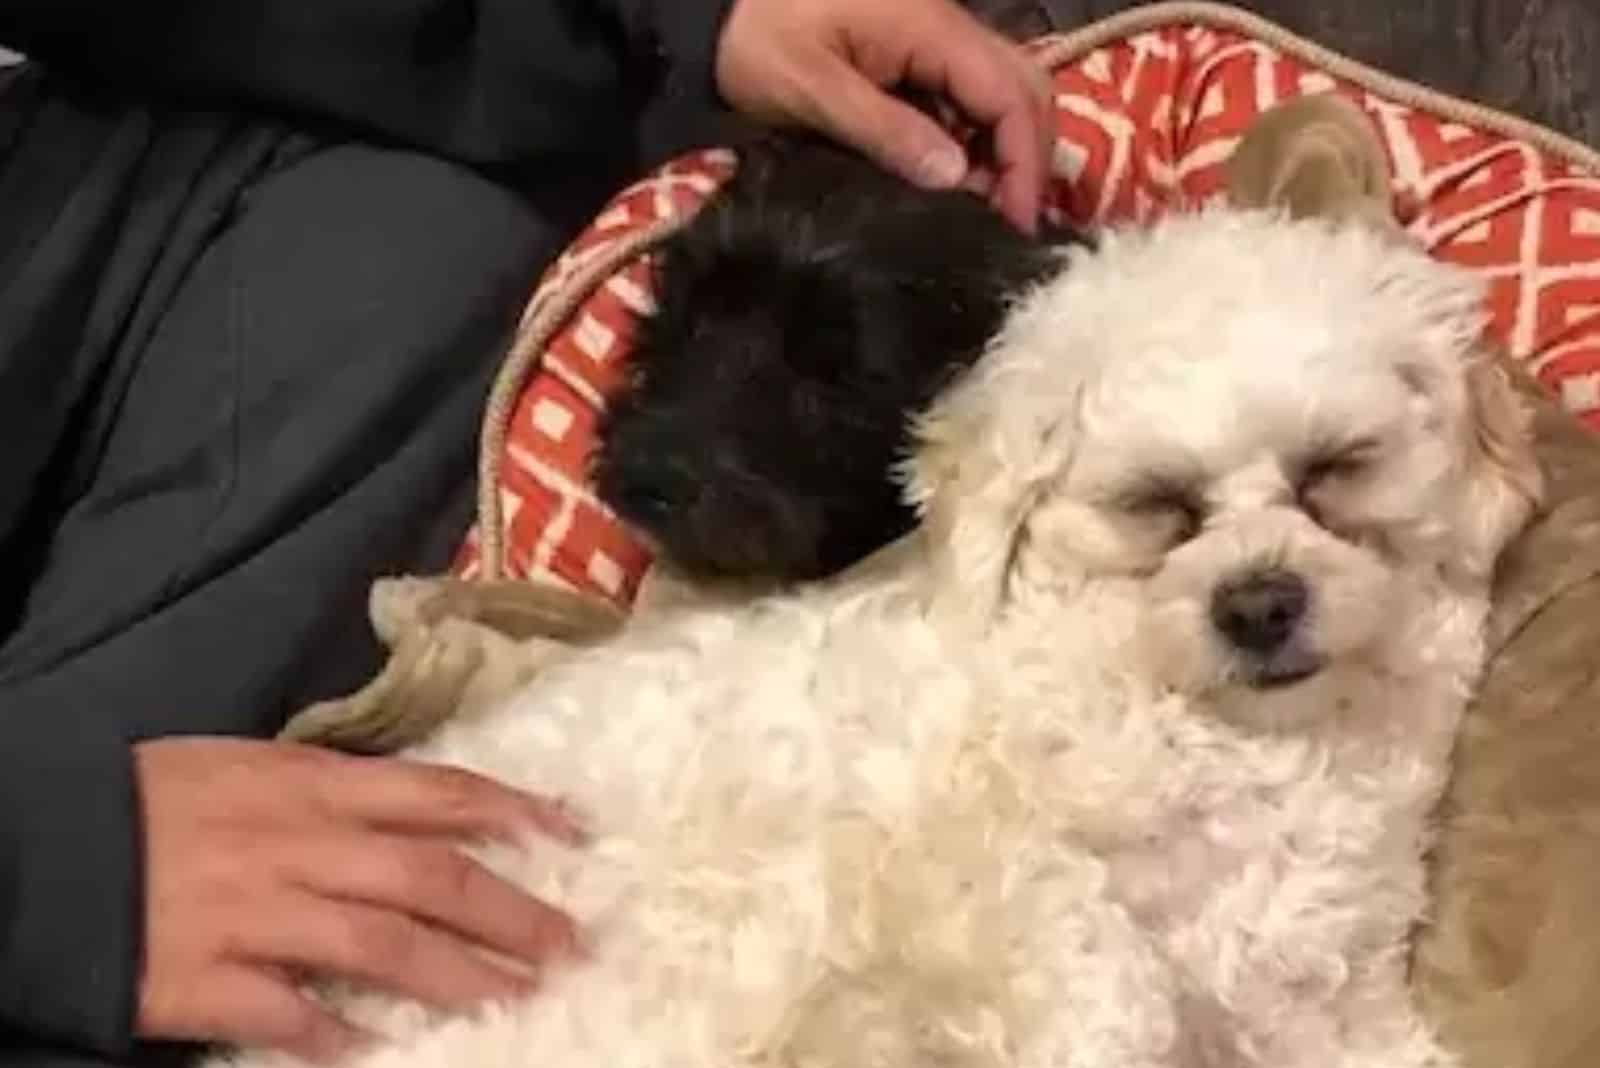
[1203,664,1363,732]
[1142,618,1366,732]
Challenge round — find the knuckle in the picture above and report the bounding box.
[278,739,347,780]
[272,998,330,1054]
[775,64,833,127]
[422,765,500,819]
[396,843,477,905]
[337,912,417,971]
[438,848,483,901]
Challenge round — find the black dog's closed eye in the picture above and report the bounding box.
[591,135,1088,583]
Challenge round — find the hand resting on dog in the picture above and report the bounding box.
[132,738,583,1062]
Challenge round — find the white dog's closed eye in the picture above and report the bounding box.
[1093,431,1383,559]
[1109,478,1204,549]
[1293,434,1381,516]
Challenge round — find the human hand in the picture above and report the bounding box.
[714,0,1053,232]
[132,737,582,1062]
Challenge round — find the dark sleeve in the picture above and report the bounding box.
[0,0,737,167]
[0,726,142,1056]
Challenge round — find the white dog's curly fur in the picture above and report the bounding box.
[216,209,1540,1068]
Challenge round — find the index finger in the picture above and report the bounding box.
[307,755,586,847]
[288,833,581,970]
[903,13,1050,229]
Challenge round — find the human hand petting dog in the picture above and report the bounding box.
[132,738,582,1062]
[714,0,1052,232]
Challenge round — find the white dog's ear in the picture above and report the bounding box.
[1392,329,1542,584]
[1452,349,1543,580]
[901,355,1077,630]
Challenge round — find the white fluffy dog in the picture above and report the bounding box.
[218,208,1540,1068]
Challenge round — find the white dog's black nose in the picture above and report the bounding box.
[1210,570,1309,655]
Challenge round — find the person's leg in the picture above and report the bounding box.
[0,84,570,742]
[0,68,289,626]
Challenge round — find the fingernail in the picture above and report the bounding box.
[566,924,594,961]
[916,145,967,188]
[548,799,591,846]
[511,965,542,996]
[523,797,589,847]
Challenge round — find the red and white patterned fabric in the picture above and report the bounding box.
[454,22,1600,607]
[454,151,736,598]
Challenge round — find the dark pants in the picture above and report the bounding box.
[0,68,574,733]
[0,68,583,1065]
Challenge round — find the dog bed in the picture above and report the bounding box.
[453,1,1600,609]
[1033,0,1600,150]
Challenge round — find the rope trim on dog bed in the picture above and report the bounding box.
[477,223,690,579]
[473,0,1600,582]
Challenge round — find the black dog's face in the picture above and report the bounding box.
[594,255,919,580]
[591,140,1081,583]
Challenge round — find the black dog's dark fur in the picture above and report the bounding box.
[591,137,1085,583]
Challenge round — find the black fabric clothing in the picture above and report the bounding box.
[0,0,733,1061]
[0,1040,195,1068]
[0,0,737,173]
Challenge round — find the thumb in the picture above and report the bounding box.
[798,58,971,190]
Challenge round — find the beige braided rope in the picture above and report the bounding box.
[477,221,695,580]
[474,0,1599,582]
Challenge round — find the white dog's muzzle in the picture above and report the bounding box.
[1137,507,1396,704]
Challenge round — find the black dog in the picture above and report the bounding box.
[591,137,1084,583]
